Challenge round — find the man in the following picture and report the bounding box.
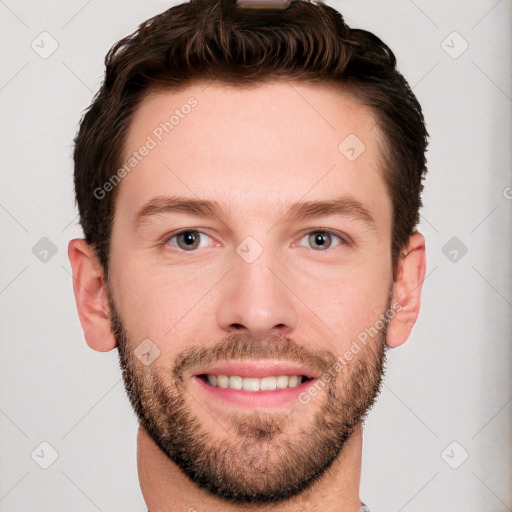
[68,0,428,510]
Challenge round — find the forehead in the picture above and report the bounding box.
[116,80,390,229]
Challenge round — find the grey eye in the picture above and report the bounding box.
[308,231,334,250]
[297,230,346,251]
[177,231,200,250]
[168,230,211,251]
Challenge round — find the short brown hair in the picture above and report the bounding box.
[73,0,429,280]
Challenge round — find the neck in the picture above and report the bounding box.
[137,423,364,512]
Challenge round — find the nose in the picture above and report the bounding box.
[216,246,299,341]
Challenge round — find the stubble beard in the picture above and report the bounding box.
[107,287,389,504]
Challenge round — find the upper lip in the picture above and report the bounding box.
[192,360,319,379]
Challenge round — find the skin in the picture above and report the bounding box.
[68,80,426,512]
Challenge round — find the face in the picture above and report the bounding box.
[107,81,395,503]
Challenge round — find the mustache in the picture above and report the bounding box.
[171,332,337,382]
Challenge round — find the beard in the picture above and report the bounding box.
[107,285,390,505]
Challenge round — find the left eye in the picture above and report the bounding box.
[297,230,347,251]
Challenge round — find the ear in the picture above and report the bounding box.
[67,238,117,352]
[386,231,427,349]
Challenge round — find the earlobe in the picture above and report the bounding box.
[67,238,117,352]
[386,231,427,349]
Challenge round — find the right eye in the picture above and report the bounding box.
[163,230,215,252]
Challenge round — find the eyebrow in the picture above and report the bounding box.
[134,194,377,231]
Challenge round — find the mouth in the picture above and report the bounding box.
[196,374,313,391]
[191,361,319,409]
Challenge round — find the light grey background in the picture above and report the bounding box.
[1,1,511,511]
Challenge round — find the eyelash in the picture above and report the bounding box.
[162,229,350,252]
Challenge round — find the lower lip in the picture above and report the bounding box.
[192,376,317,409]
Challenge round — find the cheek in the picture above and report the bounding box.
[301,262,391,351]
[110,262,219,353]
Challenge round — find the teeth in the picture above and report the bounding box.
[276,375,289,389]
[260,376,277,391]
[229,375,243,390]
[288,375,299,387]
[242,377,259,391]
[204,374,304,391]
[216,375,229,388]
